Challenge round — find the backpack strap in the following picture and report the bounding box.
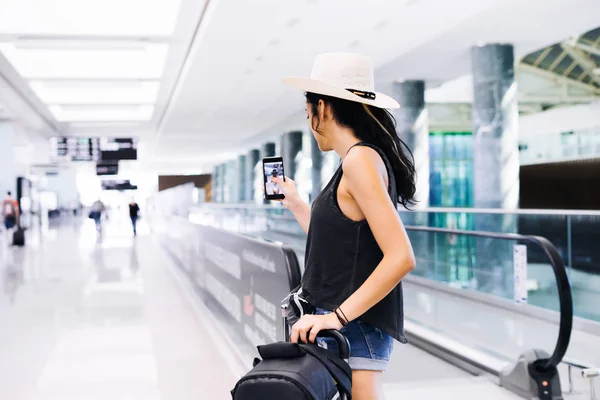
[300,344,352,399]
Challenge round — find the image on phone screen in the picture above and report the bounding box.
[263,157,285,200]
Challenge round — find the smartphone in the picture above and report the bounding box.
[263,156,285,200]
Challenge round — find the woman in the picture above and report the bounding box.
[90,199,106,235]
[129,199,140,236]
[273,53,417,399]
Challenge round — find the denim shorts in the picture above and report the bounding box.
[314,308,394,371]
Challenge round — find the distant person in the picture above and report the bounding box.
[265,170,281,195]
[89,199,105,235]
[2,192,19,235]
[128,200,140,236]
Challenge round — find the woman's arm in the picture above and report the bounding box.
[289,147,415,344]
[337,147,415,322]
[272,177,311,234]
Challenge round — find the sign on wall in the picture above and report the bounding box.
[513,244,528,304]
[195,224,297,359]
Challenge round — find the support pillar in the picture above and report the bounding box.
[238,155,247,202]
[218,163,226,203]
[225,159,237,203]
[471,43,520,296]
[261,142,276,158]
[245,149,259,203]
[471,43,519,211]
[211,165,218,202]
[281,131,303,180]
[393,80,429,209]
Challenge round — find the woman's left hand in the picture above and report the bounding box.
[290,313,343,344]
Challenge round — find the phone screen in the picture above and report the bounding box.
[263,157,285,200]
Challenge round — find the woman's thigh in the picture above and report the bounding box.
[352,370,385,400]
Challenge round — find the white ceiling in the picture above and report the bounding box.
[154,0,600,171]
[0,0,599,174]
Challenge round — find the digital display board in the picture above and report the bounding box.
[50,137,100,161]
[50,137,137,161]
[101,180,138,191]
[100,138,137,161]
[96,162,119,176]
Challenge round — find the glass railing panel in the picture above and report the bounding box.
[190,205,599,323]
[407,229,560,310]
[569,214,600,322]
[399,208,600,323]
[187,205,575,371]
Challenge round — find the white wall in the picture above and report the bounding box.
[519,101,600,137]
[42,167,79,208]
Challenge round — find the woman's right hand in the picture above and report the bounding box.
[271,177,302,210]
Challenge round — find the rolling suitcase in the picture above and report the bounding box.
[231,307,352,400]
[12,227,25,247]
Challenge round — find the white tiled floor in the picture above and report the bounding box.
[2,216,570,400]
[0,218,236,400]
[384,376,522,399]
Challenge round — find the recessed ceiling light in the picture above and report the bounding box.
[13,39,151,51]
[30,80,160,105]
[48,104,154,122]
[69,122,142,128]
[0,0,182,37]
[0,42,169,79]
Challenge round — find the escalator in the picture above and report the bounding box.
[175,203,598,399]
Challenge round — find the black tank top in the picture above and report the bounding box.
[302,142,408,343]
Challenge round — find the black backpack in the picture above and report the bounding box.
[231,330,352,400]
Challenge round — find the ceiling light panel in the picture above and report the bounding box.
[29,80,160,104]
[0,0,182,36]
[0,42,169,79]
[68,121,143,129]
[48,105,154,122]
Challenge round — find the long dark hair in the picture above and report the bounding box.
[306,92,416,208]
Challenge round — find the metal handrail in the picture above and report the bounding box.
[405,226,573,371]
[192,203,600,216]
[398,206,600,217]
[582,368,599,400]
[563,359,599,395]
[191,206,575,370]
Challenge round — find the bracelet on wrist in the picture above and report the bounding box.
[337,307,350,324]
[334,308,349,326]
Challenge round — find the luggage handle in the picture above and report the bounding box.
[317,330,350,361]
[281,304,350,361]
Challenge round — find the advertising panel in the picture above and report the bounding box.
[194,224,298,359]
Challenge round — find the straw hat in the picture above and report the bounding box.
[284,53,399,109]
